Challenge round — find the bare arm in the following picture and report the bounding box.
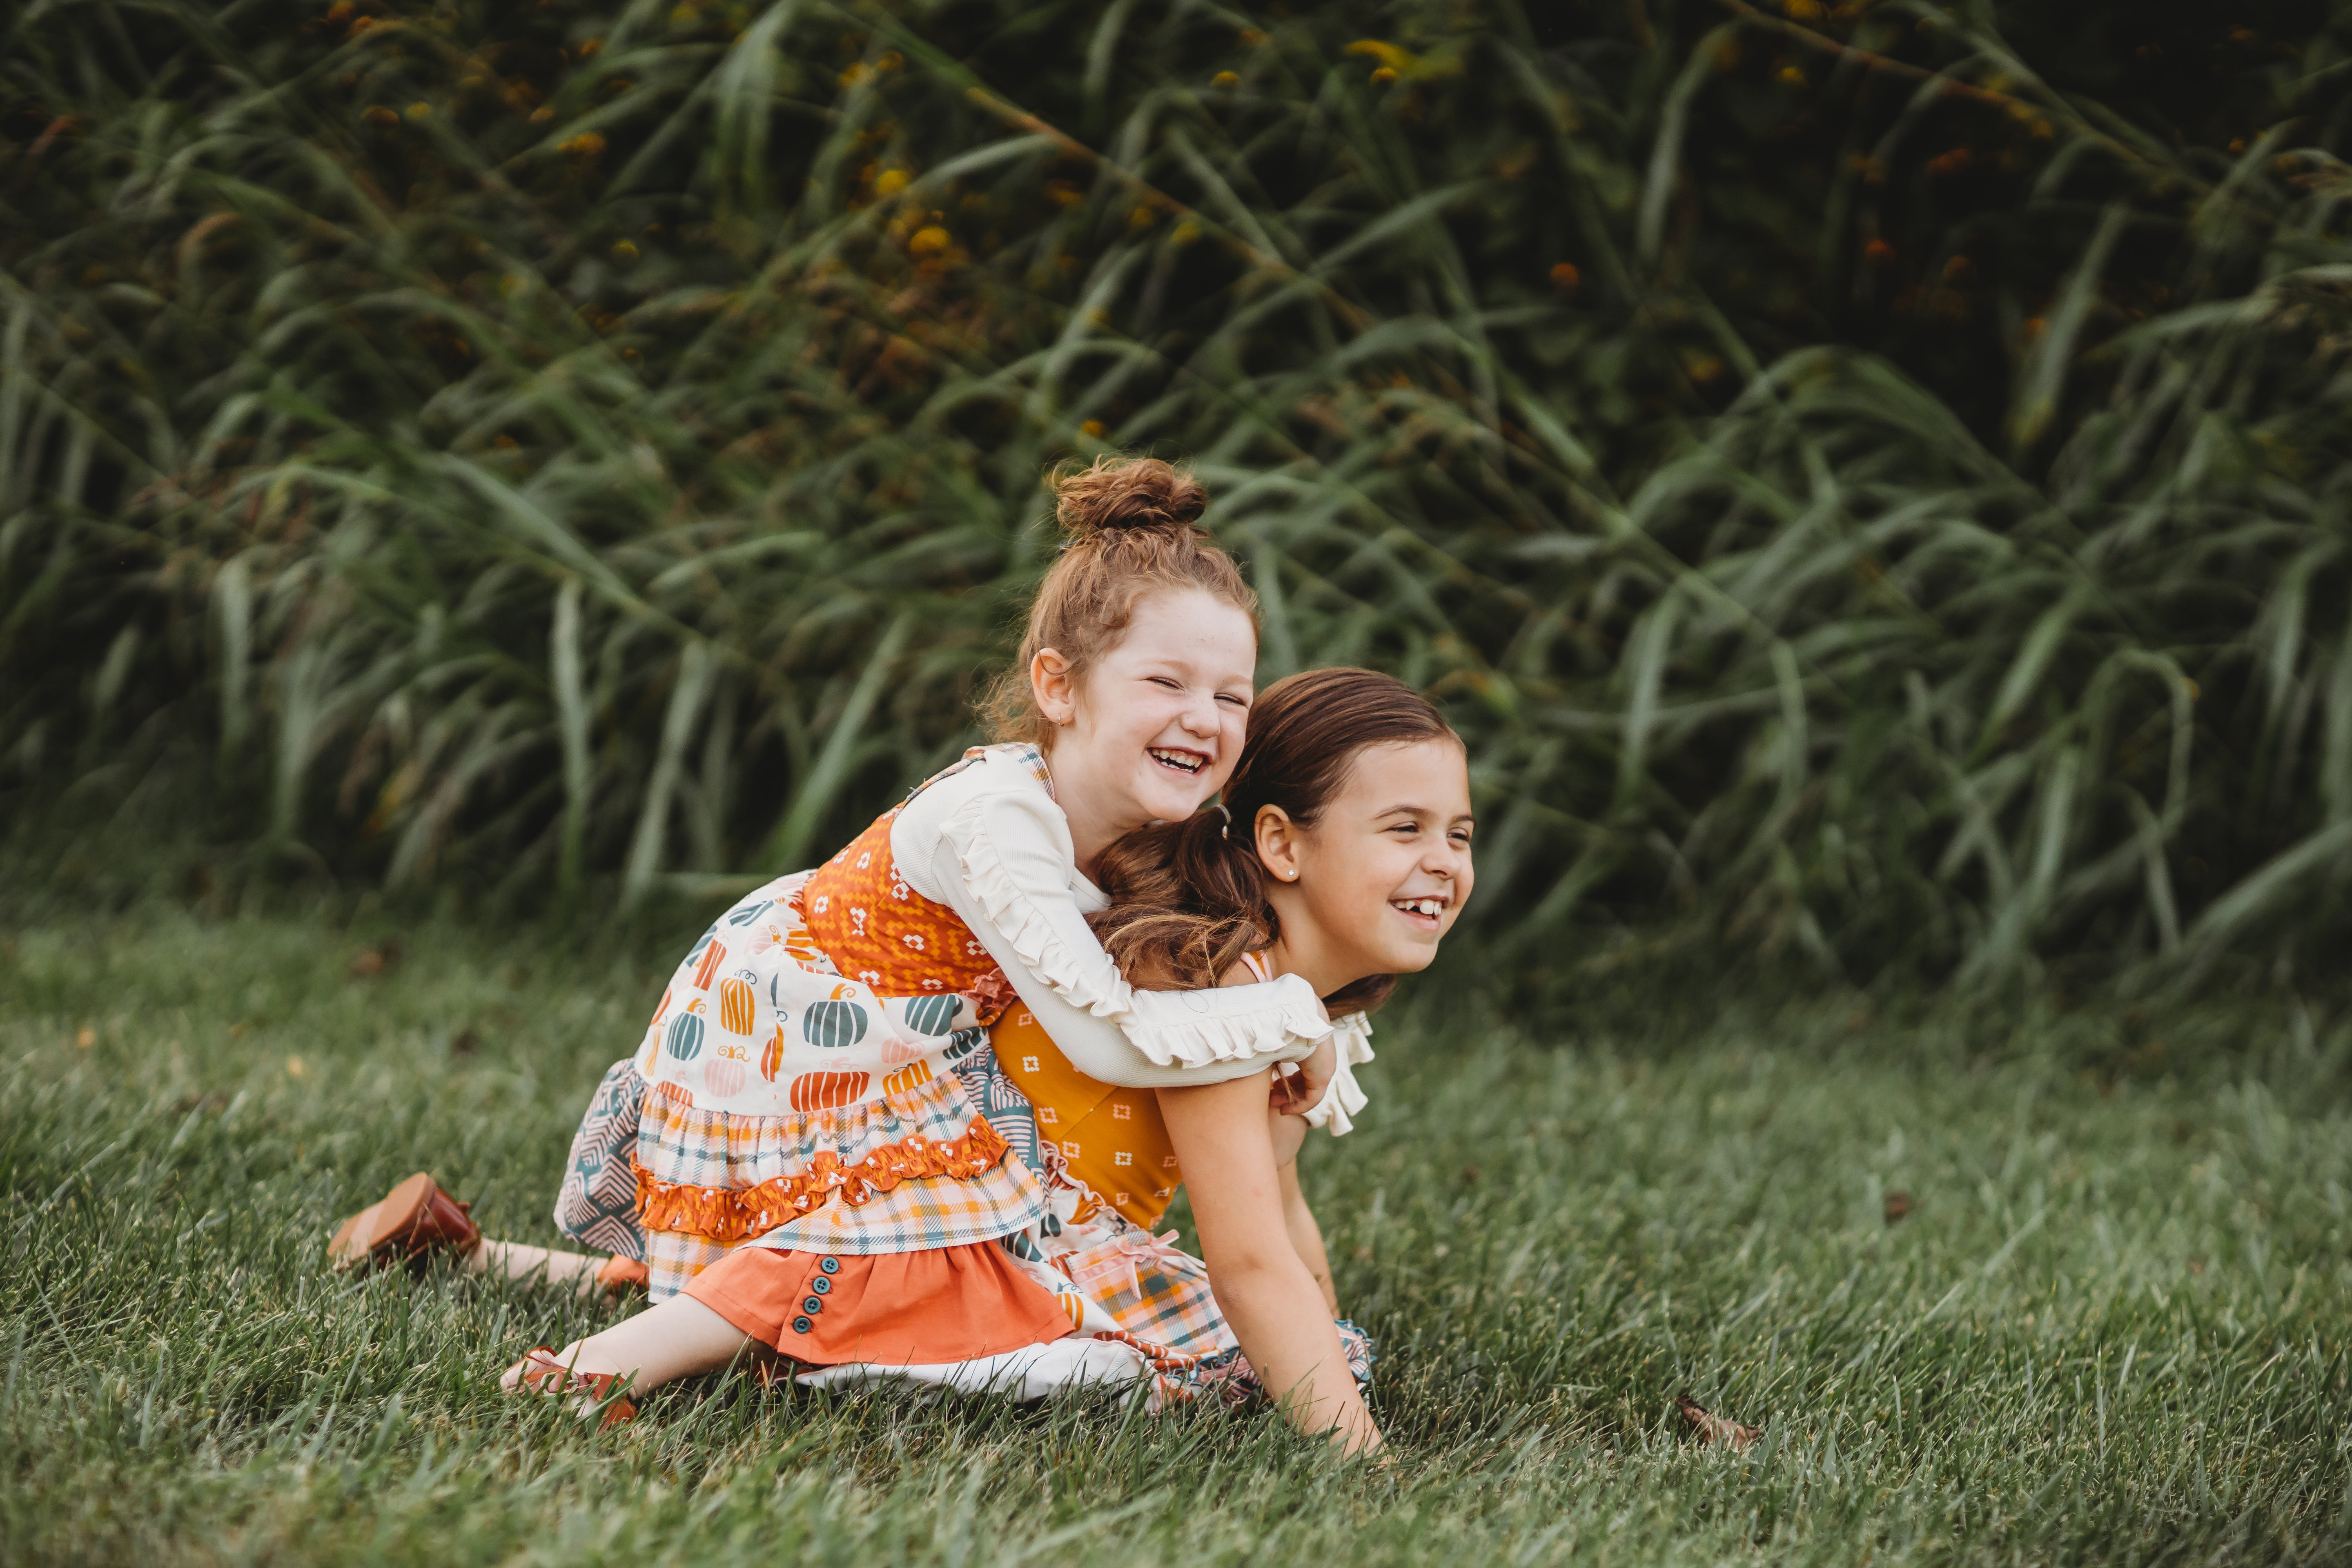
[1277,1158,1339,1317]
[1264,1100,1337,1313]
[1157,1071,1380,1454]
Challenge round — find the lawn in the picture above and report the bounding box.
[2,906,2348,1565]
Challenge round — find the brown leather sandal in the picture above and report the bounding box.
[327,1172,482,1272]
[514,1346,637,1429]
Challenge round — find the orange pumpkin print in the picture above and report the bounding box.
[883,1060,934,1097]
[717,976,756,1036]
[760,1025,787,1083]
[789,1071,870,1111]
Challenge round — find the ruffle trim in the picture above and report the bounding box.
[941,799,1336,1068]
[1120,993,1336,1069]
[632,1118,1011,1246]
[939,802,1131,1020]
[1301,1012,1375,1137]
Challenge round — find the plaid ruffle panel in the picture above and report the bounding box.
[1048,1221,1237,1357]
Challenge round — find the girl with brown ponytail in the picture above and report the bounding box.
[991,666,1475,1453]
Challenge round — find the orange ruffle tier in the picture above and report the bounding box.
[632,1117,1012,1245]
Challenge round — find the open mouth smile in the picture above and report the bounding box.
[1148,747,1207,775]
[1391,895,1448,928]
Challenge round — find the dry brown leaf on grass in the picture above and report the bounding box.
[1675,1392,1762,1451]
[348,940,405,979]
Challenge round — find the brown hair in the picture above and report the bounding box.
[982,455,1258,748]
[1089,667,1460,1015]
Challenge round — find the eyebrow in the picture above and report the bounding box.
[1374,803,1476,822]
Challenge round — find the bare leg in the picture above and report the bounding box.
[500,1294,755,1399]
[465,1237,609,1295]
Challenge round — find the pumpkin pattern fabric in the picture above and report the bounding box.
[623,746,1059,1292]
[632,870,999,1119]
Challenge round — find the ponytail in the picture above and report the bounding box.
[1089,809,1270,990]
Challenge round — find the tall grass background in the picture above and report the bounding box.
[5,0,2352,1004]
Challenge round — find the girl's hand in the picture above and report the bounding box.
[1266,1095,1309,1167]
[1269,1034,1336,1116]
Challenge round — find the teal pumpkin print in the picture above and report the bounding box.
[941,1026,984,1064]
[665,1009,706,1061]
[801,998,870,1050]
[903,994,960,1037]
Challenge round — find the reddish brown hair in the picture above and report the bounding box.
[1089,667,1459,1015]
[983,455,1258,749]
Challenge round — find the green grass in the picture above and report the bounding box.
[4,905,2350,1564]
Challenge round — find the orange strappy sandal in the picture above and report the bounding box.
[513,1346,638,1429]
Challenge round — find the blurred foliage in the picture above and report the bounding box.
[4,0,2352,1002]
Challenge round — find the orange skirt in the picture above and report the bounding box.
[683,1240,1073,1367]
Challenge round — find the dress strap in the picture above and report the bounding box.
[1238,951,1273,982]
[903,743,1054,808]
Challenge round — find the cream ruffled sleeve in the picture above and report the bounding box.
[893,750,1336,1091]
[1300,1012,1376,1136]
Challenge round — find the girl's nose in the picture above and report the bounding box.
[1180,694,1220,735]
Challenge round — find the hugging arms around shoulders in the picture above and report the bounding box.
[893,745,1348,1091]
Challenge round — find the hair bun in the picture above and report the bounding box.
[1054,455,1207,541]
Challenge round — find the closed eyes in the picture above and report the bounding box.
[1147,675,1249,709]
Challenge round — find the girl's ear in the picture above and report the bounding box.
[1031,648,1077,728]
[1253,804,1301,883]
